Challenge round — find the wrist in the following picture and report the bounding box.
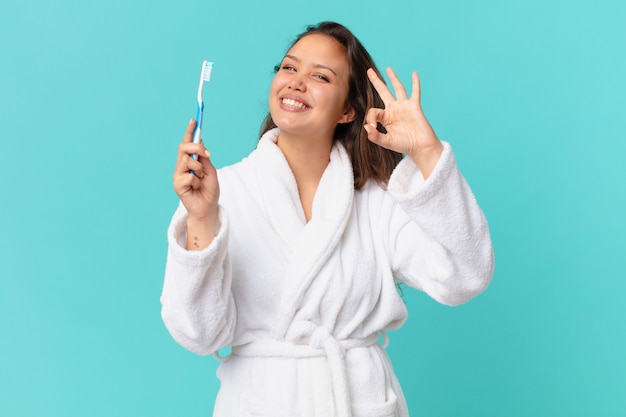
[408,141,444,180]
[187,205,218,225]
[186,207,218,251]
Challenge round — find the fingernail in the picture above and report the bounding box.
[363,124,371,133]
[204,149,211,157]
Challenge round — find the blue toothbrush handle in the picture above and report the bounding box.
[190,102,204,174]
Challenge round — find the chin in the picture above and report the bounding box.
[271,115,306,134]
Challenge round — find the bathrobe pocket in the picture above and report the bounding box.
[240,396,276,417]
[346,346,400,417]
[352,389,398,417]
[236,355,334,417]
[241,391,397,417]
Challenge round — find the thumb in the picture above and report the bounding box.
[365,107,385,125]
[364,107,386,144]
[363,121,386,144]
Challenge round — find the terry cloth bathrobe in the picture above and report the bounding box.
[161,128,494,417]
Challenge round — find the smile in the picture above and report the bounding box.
[281,98,310,110]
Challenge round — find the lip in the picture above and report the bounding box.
[279,94,311,111]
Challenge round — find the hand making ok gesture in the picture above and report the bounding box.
[364,67,444,179]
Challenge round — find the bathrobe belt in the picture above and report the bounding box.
[230,321,388,417]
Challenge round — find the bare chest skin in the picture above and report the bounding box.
[297,178,320,222]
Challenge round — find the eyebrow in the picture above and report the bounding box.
[284,54,338,76]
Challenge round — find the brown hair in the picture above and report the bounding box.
[259,21,402,190]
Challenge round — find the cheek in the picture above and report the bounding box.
[268,79,280,109]
[268,80,277,99]
[269,73,287,93]
[268,76,289,108]
[328,89,350,114]
[268,81,283,120]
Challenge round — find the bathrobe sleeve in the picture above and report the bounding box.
[385,141,495,306]
[160,202,236,355]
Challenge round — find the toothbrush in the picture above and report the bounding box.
[190,60,214,173]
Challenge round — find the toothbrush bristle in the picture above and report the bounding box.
[202,61,214,82]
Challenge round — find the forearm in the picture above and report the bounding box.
[161,205,236,355]
[186,208,218,250]
[407,141,444,180]
[388,142,494,304]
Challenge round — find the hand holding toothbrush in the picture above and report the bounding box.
[173,118,220,250]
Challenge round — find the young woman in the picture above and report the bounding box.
[162,22,494,417]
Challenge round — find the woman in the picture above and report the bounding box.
[162,21,494,417]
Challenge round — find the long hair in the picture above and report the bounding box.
[259,22,402,190]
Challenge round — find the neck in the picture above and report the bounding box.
[277,131,333,178]
[276,130,333,222]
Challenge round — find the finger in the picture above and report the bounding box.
[386,67,408,100]
[176,141,206,169]
[183,118,196,143]
[173,168,197,194]
[180,174,202,193]
[197,149,216,173]
[411,71,421,102]
[190,157,205,176]
[363,122,384,144]
[175,155,204,177]
[178,141,207,164]
[367,68,395,105]
[364,107,385,126]
[363,108,388,144]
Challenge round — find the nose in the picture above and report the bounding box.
[287,73,307,91]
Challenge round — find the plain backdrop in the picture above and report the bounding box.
[1,0,625,416]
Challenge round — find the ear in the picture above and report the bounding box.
[339,106,356,124]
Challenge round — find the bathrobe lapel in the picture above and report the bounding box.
[254,129,354,339]
[255,129,307,246]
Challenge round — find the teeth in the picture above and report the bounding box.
[282,98,308,109]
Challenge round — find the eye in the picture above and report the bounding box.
[314,74,330,82]
[281,65,297,72]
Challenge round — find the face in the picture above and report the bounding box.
[269,34,355,140]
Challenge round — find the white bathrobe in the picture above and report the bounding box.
[161,128,494,417]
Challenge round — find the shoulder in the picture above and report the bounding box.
[354,179,395,213]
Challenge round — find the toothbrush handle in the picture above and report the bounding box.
[190,102,204,174]
[192,101,204,147]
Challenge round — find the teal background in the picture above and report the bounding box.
[1,0,624,415]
